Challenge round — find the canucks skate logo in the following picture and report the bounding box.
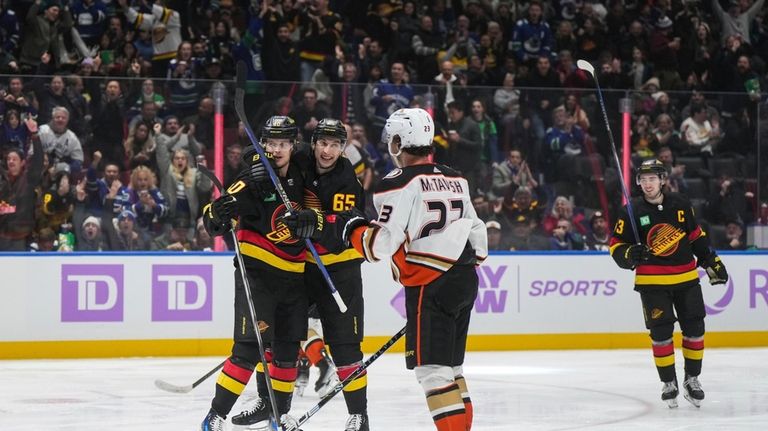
[646,223,686,257]
[267,203,300,244]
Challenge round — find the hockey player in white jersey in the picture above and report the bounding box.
[292,108,487,430]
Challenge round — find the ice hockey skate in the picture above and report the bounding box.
[661,380,679,408]
[344,413,369,431]
[200,409,226,431]
[231,397,272,428]
[683,375,704,408]
[295,357,310,397]
[314,356,339,398]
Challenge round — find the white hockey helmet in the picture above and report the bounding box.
[385,108,434,160]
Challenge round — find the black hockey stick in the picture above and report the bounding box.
[154,360,225,394]
[284,326,407,431]
[198,164,282,431]
[234,60,348,314]
[577,59,641,244]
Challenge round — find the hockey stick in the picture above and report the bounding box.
[154,360,225,394]
[198,164,281,431]
[577,59,641,244]
[284,326,407,431]
[234,60,348,314]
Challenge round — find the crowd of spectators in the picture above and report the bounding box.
[1,0,767,252]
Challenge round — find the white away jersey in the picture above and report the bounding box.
[353,163,487,287]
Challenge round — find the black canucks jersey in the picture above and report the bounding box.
[225,161,307,274]
[609,192,714,290]
[294,152,365,269]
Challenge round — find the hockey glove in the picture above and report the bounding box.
[282,208,324,241]
[625,244,652,267]
[336,207,369,245]
[246,152,277,199]
[702,254,728,285]
[211,194,237,225]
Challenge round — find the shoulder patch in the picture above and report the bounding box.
[383,168,402,179]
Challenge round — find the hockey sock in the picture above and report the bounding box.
[337,362,368,414]
[303,329,326,366]
[651,338,676,382]
[426,382,467,431]
[454,376,472,430]
[212,357,254,417]
[269,363,298,414]
[682,336,704,377]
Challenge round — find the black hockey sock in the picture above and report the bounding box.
[338,362,368,414]
[651,339,676,382]
[212,357,254,417]
[682,336,704,377]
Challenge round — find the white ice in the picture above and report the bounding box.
[1,349,767,430]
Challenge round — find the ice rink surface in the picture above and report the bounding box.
[1,348,767,430]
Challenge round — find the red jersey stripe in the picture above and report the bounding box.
[223,359,253,384]
[237,229,306,262]
[636,260,697,275]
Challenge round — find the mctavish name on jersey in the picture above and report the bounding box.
[419,177,464,194]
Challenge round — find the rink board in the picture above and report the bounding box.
[1,251,766,359]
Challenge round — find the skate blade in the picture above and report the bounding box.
[664,398,679,409]
[237,419,272,430]
[684,393,702,408]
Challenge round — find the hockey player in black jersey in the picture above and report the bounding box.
[302,119,368,431]
[263,118,370,431]
[609,159,729,409]
[200,116,308,431]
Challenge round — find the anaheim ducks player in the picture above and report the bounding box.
[609,159,729,409]
[200,116,307,431]
[301,108,488,431]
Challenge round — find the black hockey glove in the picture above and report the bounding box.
[336,207,369,245]
[211,194,237,225]
[701,254,728,285]
[246,152,277,199]
[203,195,237,236]
[282,208,324,241]
[625,244,652,267]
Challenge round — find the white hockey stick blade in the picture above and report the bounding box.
[154,379,194,394]
[576,59,595,76]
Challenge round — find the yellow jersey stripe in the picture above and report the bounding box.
[299,51,326,61]
[239,242,305,273]
[216,373,246,395]
[343,375,367,392]
[635,269,699,285]
[682,347,704,360]
[654,354,675,367]
[152,51,177,60]
[271,379,296,394]
[306,248,363,265]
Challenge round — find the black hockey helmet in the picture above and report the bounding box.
[260,115,298,145]
[635,159,667,184]
[311,118,347,148]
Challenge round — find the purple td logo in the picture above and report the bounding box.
[61,264,124,322]
[152,265,213,321]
